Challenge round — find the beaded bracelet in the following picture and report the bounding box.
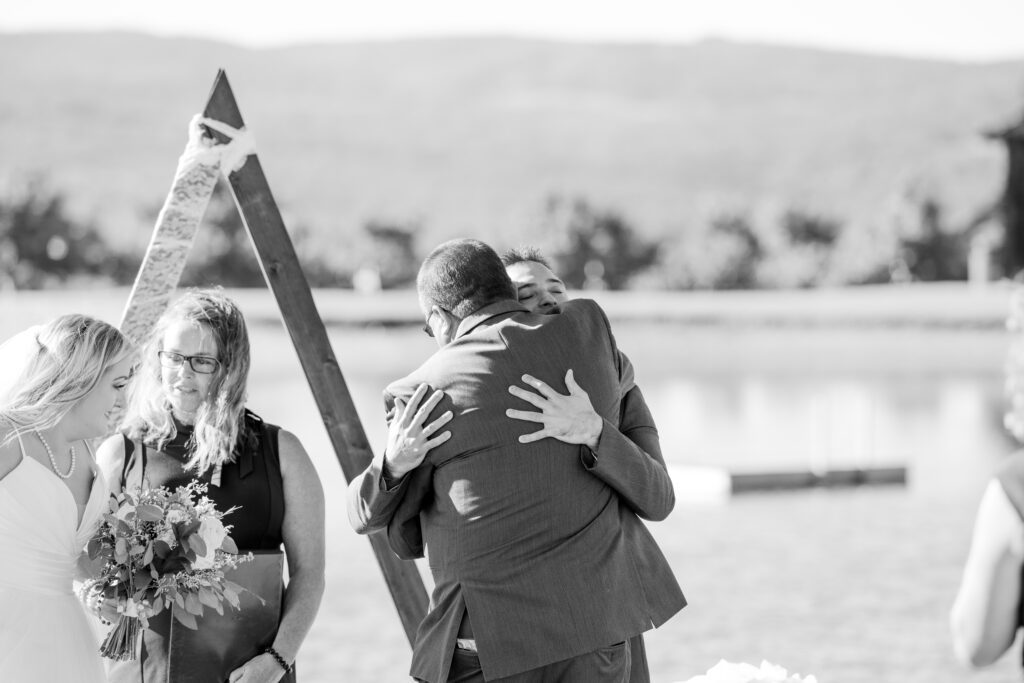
[264,646,294,674]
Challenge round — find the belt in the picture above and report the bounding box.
[455,638,478,652]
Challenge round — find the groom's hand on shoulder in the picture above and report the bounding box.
[383,383,453,479]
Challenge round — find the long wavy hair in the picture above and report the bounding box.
[0,315,130,445]
[122,288,252,473]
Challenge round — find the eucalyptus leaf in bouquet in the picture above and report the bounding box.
[80,481,255,660]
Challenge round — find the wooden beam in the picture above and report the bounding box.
[201,69,428,643]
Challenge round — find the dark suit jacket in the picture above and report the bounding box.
[348,299,686,682]
[387,381,685,683]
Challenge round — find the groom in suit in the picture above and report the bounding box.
[348,238,685,682]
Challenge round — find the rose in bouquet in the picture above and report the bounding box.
[80,480,254,660]
[679,660,818,683]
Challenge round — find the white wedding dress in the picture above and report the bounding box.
[0,436,108,682]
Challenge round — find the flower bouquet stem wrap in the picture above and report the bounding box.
[81,481,254,661]
[101,612,141,661]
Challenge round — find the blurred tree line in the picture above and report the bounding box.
[0,176,994,291]
[0,178,137,289]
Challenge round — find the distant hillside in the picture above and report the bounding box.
[1,32,1023,259]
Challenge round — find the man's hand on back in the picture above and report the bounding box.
[506,370,604,450]
[384,383,453,480]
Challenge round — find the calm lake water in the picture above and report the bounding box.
[234,321,1021,682]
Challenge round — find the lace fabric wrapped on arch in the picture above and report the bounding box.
[119,113,256,347]
[79,481,255,661]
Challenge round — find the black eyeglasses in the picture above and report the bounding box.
[158,351,221,374]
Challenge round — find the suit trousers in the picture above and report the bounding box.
[627,634,650,683]
[427,640,631,683]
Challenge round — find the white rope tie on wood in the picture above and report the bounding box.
[120,115,259,346]
[196,116,256,176]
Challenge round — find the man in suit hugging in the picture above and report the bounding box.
[348,238,685,682]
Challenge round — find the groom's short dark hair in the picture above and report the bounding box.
[417,238,516,319]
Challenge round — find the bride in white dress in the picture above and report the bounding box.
[0,315,134,682]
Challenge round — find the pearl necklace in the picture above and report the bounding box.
[34,430,76,479]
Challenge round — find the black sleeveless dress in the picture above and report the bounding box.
[106,410,296,683]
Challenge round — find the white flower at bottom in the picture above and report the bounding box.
[678,660,817,683]
[192,517,229,569]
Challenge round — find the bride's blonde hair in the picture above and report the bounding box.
[0,315,130,444]
[122,288,252,473]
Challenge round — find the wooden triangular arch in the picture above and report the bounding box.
[119,69,427,643]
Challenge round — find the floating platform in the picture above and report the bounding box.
[669,464,907,503]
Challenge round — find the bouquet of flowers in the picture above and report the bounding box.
[80,481,253,661]
[678,660,818,683]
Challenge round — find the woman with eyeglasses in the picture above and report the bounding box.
[98,288,325,683]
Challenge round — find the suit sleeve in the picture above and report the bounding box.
[386,466,430,559]
[582,384,675,522]
[617,350,636,396]
[347,389,422,535]
[346,448,413,534]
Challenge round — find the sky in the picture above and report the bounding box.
[3,0,1024,63]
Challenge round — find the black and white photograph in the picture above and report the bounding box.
[2,2,1024,681]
